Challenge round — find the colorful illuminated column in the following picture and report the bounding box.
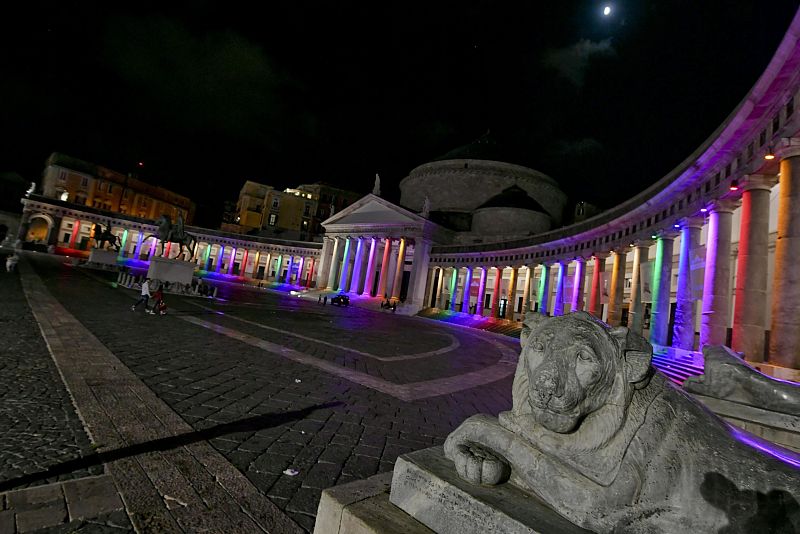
[406,239,432,308]
[296,256,304,286]
[460,267,474,313]
[434,267,446,308]
[326,237,341,290]
[133,231,144,260]
[363,238,378,296]
[349,237,365,293]
[521,266,533,314]
[251,251,260,277]
[316,238,333,289]
[606,249,627,326]
[730,176,776,361]
[165,242,172,259]
[476,267,488,315]
[673,219,703,350]
[149,239,158,260]
[391,238,406,300]
[69,220,81,249]
[117,229,128,259]
[649,233,677,347]
[274,254,284,281]
[769,141,800,368]
[537,263,551,315]
[377,238,393,298]
[338,238,353,291]
[285,255,294,283]
[448,267,459,311]
[700,199,738,348]
[204,244,212,270]
[588,254,608,318]
[306,257,315,287]
[553,262,566,317]
[240,249,249,276]
[627,242,651,335]
[491,267,504,318]
[570,258,586,313]
[228,247,237,274]
[215,245,225,273]
[506,266,519,320]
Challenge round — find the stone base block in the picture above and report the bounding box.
[750,362,800,383]
[389,447,589,534]
[147,257,196,285]
[88,249,120,266]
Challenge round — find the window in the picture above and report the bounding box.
[107,184,113,194]
[773,115,780,134]
[272,198,279,209]
[787,96,795,117]
[759,129,767,147]
[303,204,311,216]
[58,171,66,182]
[747,142,754,159]
[80,177,89,188]
[268,214,277,226]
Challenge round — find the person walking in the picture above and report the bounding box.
[148,285,165,315]
[131,278,152,311]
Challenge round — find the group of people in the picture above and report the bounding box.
[380,298,397,312]
[317,294,328,305]
[131,278,168,315]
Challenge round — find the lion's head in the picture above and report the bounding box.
[513,311,652,434]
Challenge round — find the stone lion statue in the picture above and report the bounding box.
[685,344,800,416]
[444,311,800,533]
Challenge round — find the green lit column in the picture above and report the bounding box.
[448,267,459,311]
[649,232,677,347]
[117,229,129,259]
[537,263,551,315]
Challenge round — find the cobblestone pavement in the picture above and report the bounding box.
[27,255,517,532]
[0,268,101,488]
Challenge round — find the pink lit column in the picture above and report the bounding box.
[606,249,627,326]
[349,238,365,293]
[296,256,304,286]
[475,267,488,315]
[569,258,586,313]
[627,242,651,335]
[673,219,703,350]
[588,254,607,318]
[491,267,503,318]
[769,140,800,369]
[390,238,407,300]
[362,237,378,296]
[460,267,474,313]
[700,200,738,347]
[377,238,393,298]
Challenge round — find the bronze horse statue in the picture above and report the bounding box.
[145,214,197,260]
[92,223,121,251]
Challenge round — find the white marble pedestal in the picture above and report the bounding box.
[147,257,196,285]
[88,249,120,266]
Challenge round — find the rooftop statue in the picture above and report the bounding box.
[421,196,430,219]
[685,345,800,416]
[372,173,381,196]
[444,311,800,533]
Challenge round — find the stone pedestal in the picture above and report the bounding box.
[147,257,196,285]
[88,249,120,267]
[316,447,589,534]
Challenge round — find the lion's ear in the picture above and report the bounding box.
[520,312,545,347]
[610,326,653,385]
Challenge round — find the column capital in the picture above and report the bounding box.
[631,238,655,249]
[776,136,800,159]
[741,173,779,192]
[707,198,740,214]
[610,246,629,255]
[591,252,610,260]
[653,229,680,240]
[677,216,704,229]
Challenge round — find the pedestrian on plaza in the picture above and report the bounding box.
[318,295,322,304]
[323,295,328,305]
[148,285,165,315]
[5,254,19,273]
[131,278,152,311]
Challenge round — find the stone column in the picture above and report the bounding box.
[326,237,341,290]
[407,239,432,309]
[461,267,474,313]
[16,210,32,245]
[649,233,677,347]
[69,219,81,249]
[570,258,587,313]
[506,267,519,321]
[117,229,128,259]
[434,267,445,308]
[607,249,627,326]
[284,255,294,283]
[627,242,651,335]
[363,237,379,296]
[377,238,393,298]
[296,256,304,285]
[491,267,504,318]
[133,231,144,260]
[552,262,566,316]
[338,237,353,291]
[251,251,261,277]
[306,257,315,287]
[215,245,225,273]
[700,199,738,348]
[770,140,800,369]
[673,219,703,350]
[732,177,776,361]
[274,253,285,281]
[348,237,365,293]
[521,266,533,314]
[537,263,551,315]
[391,237,407,300]
[476,267,488,316]
[316,237,333,289]
[588,254,608,318]
[448,267,460,311]
[263,252,272,279]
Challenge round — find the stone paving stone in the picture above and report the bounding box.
[29,255,517,532]
[62,476,124,521]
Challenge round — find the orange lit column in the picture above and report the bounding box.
[506,267,519,320]
[377,238,393,298]
[587,253,608,318]
[390,238,407,300]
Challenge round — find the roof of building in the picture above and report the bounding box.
[433,130,530,166]
[476,185,548,213]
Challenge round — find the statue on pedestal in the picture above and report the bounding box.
[444,312,800,533]
[146,214,196,260]
[92,223,120,251]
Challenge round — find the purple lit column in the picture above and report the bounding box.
[700,200,738,348]
[228,247,237,274]
[476,267,488,315]
[460,267,474,313]
[673,219,703,350]
[770,140,800,369]
[570,258,586,312]
[553,262,566,316]
[363,237,378,296]
[627,242,651,335]
[133,231,144,259]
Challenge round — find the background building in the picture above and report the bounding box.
[41,153,195,224]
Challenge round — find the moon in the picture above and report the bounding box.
[603,5,612,16]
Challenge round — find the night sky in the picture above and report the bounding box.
[2,1,798,227]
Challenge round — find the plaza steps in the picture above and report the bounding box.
[416,308,706,385]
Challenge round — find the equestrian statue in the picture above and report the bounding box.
[146,214,197,260]
[92,223,121,251]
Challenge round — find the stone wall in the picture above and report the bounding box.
[470,207,551,238]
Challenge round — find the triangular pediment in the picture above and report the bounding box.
[322,194,426,227]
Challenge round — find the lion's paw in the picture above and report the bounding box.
[453,444,510,486]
